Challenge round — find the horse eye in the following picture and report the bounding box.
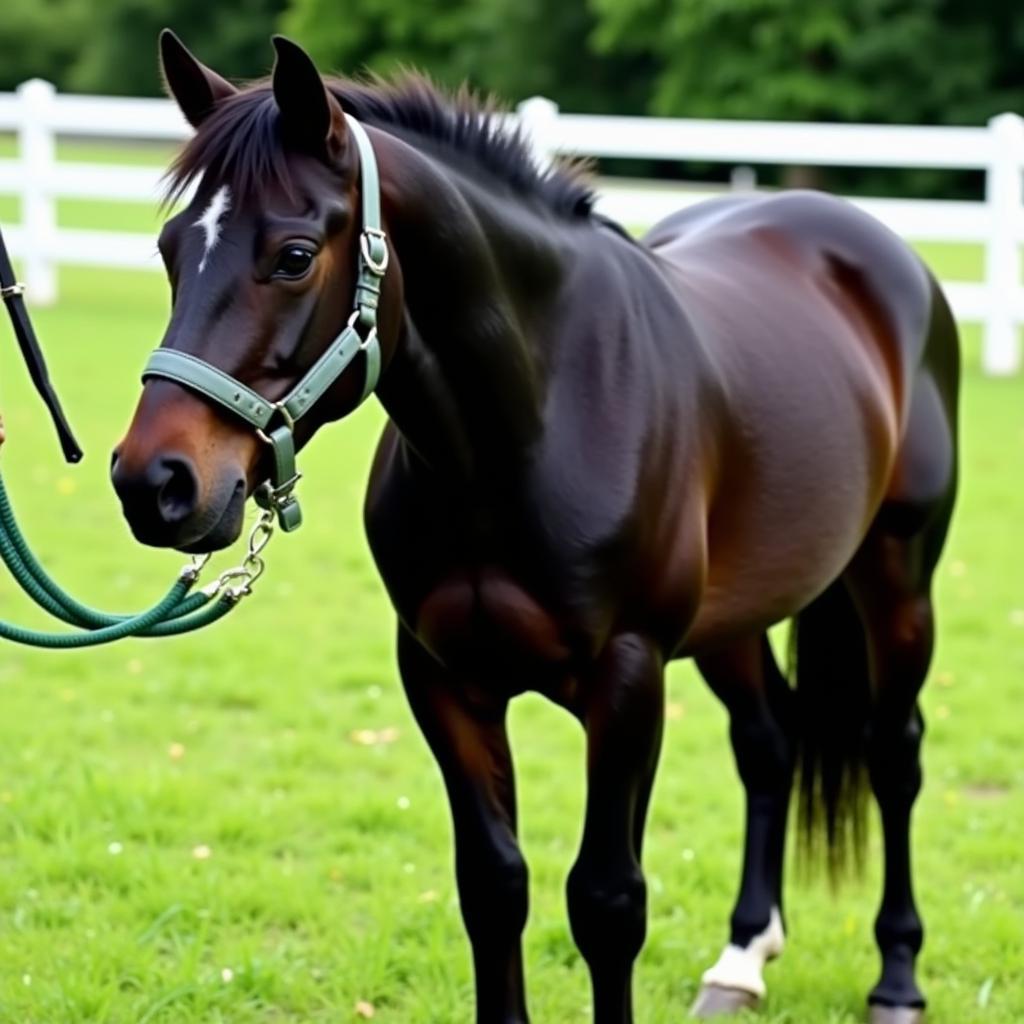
[273,246,315,280]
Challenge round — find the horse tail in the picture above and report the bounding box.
[789,578,872,882]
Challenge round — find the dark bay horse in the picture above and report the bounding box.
[112,31,959,1024]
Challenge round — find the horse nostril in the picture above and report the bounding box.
[156,456,198,525]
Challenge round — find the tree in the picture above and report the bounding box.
[2,0,287,97]
[278,0,478,85]
[588,0,1024,125]
[279,0,651,114]
[0,0,89,92]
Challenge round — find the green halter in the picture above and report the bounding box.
[142,115,387,532]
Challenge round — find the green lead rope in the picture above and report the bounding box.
[0,217,257,648]
[0,468,242,647]
[0,115,384,643]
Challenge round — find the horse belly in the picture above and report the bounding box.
[671,262,905,652]
[682,365,901,655]
[415,568,572,677]
[682,428,894,654]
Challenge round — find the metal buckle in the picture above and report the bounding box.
[0,282,26,300]
[359,228,389,277]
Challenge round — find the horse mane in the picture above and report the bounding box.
[164,73,596,220]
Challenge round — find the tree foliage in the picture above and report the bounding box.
[589,0,1024,125]
[1,0,1021,133]
[69,0,289,96]
[279,0,650,114]
[0,0,288,96]
[0,0,88,93]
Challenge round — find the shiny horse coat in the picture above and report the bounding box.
[114,33,958,1024]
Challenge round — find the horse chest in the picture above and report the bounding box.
[414,568,573,673]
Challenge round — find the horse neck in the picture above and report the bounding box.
[372,131,568,478]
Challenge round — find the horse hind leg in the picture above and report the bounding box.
[843,502,950,1024]
[844,368,957,1023]
[691,633,795,1018]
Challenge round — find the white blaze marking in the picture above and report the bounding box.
[194,185,232,273]
[701,906,784,998]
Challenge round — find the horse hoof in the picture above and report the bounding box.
[868,1005,926,1024]
[690,984,760,1018]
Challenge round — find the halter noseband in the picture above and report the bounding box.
[141,115,387,533]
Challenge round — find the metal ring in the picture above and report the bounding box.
[240,556,265,585]
[256,403,296,446]
[271,401,295,432]
[248,525,273,558]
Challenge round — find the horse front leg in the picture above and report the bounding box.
[567,633,665,1024]
[398,625,530,1024]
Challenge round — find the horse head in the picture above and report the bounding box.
[112,31,397,551]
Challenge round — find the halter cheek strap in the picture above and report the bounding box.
[141,115,388,533]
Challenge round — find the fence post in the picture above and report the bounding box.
[730,166,758,191]
[983,112,1024,376]
[516,96,561,171]
[17,79,58,306]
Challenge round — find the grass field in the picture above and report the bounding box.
[0,172,1022,1023]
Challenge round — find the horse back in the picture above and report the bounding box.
[645,190,934,399]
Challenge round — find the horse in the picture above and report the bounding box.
[111,30,959,1024]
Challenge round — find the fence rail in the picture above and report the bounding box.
[2,80,1023,373]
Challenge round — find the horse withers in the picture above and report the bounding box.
[112,31,959,1024]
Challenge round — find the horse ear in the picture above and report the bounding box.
[271,35,348,161]
[160,29,237,129]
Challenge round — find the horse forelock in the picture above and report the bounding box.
[163,85,293,208]
[163,73,597,221]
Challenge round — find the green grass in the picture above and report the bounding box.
[0,173,1021,1019]
[0,134,174,166]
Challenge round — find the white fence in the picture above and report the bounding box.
[2,80,1023,373]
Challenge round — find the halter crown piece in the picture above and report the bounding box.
[141,115,387,532]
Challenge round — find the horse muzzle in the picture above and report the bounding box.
[111,447,246,552]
